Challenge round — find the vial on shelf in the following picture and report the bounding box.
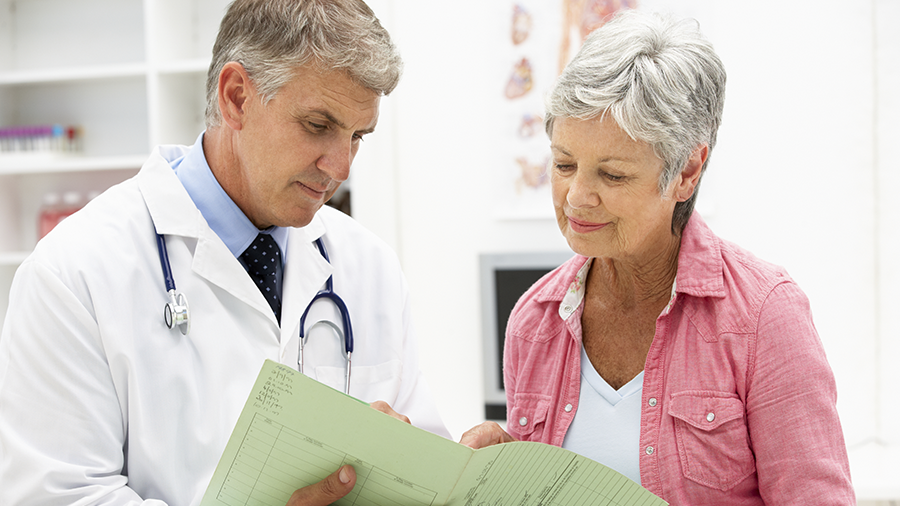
[0,124,82,154]
[38,191,85,239]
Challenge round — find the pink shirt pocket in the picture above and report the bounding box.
[668,391,755,491]
[508,392,552,441]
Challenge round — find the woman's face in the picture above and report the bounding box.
[550,115,681,263]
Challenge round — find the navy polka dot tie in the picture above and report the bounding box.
[240,233,283,323]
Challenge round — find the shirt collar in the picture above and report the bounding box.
[555,213,736,319]
[172,131,288,258]
[558,257,592,321]
[674,212,725,298]
[555,257,679,320]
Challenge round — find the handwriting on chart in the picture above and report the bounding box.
[253,365,294,416]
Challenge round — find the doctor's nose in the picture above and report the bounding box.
[316,139,355,182]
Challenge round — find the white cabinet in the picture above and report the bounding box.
[0,0,231,325]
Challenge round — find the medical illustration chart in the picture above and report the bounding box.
[199,360,667,506]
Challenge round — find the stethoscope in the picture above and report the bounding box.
[156,233,190,335]
[155,233,354,394]
[299,238,354,394]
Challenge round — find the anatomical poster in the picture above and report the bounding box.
[496,0,638,219]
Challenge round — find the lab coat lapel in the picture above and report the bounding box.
[280,216,333,353]
[138,148,278,324]
[140,146,201,239]
[191,228,276,322]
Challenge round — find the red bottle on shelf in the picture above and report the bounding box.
[38,191,83,239]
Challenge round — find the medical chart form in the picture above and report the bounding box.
[200,360,667,506]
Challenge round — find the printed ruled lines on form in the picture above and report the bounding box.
[215,413,439,506]
[465,443,660,506]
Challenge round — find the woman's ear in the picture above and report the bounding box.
[217,62,253,131]
[673,145,708,202]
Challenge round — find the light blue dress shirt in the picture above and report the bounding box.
[170,132,288,261]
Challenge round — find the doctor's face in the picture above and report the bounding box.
[228,65,380,229]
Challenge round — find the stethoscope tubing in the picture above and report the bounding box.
[298,238,354,395]
[156,233,177,293]
[157,232,353,393]
[156,233,190,335]
[299,237,354,354]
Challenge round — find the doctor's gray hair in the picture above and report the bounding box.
[544,10,726,234]
[205,0,402,127]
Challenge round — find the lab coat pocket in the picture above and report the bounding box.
[668,391,755,491]
[508,392,551,441]
[315,359,402,404]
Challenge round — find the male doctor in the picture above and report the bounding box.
[0,1,448,504]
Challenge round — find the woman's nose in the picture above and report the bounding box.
[566,172,600,208]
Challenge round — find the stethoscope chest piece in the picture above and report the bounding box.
[164,291,190,335]
[157,232,190,335]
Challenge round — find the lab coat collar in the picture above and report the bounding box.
[139,146,337,340]
[140,145,204,238]
[138,147,276,325]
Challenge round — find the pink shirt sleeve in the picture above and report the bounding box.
[747,281,855,505]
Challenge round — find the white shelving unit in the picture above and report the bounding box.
[0,0,230,326]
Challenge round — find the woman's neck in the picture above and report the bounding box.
[586,233,680,311]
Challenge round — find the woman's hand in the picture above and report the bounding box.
[459,421,518,449]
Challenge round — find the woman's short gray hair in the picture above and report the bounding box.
[545,10,726,234]
[205,0,402,127]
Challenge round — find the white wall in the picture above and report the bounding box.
[354,0,900,501]
[356,0,568,439]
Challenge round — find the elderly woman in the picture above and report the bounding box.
[461,10,855,505]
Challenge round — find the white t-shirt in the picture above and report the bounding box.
[561,345,643,484]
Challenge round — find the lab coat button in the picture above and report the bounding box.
[519,417,528,426]
[648,397,657,407]
[564,404,573,412]
[707,412,715,422]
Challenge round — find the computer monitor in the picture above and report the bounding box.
[479,251,574,421]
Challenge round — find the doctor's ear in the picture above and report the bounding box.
[218,62,253,131]
[673,144,708,203]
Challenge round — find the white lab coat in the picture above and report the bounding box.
[0,145,448,506]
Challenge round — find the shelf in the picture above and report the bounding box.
[0,0,227,332]
[0,154,147,175]
[156,59,210,76]
[0,63,148,86]
[0,251,28,267]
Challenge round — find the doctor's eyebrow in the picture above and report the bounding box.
[302,109,376,136]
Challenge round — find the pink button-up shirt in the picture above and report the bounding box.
[504,213,855,505]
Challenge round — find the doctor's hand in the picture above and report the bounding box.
[369,400,411,425]
[286,465,356,506]
[459,421,518,450]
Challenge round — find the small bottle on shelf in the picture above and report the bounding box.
[0,124,82,155]
[38,192,62,239]
[38,190,85,239]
